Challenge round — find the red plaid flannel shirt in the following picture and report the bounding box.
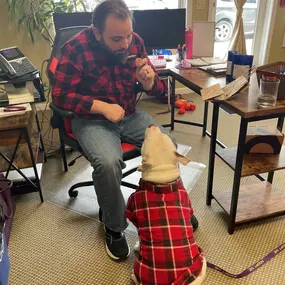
[52,27,166,119]
[126,178,204,285]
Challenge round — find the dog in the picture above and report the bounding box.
[125,124,206,285]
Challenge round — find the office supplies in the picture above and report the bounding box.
[0,47,38,78]
[150,58,167,68]
[3,105,27,112]
[0,103,30,118]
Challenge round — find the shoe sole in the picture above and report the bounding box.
[105,242,131,261]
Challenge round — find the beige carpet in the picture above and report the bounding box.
[8,93,285,284]
[8,198,137,285]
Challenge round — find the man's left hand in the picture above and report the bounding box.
[136,58,155,91]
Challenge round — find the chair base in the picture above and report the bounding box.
[68,166,138,198]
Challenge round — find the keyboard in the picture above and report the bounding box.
[150,58,167,69]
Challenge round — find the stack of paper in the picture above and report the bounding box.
[188,57,226,67]
[4,84,34,105]
[201,57,226,65]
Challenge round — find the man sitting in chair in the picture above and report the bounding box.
[52,0,197,261]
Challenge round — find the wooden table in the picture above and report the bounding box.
[0,107,44,202]
[206,80,285,234]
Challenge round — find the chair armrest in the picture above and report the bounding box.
[49,102,75,119]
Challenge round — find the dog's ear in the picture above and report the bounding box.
[175,151,190,165]
[137,155,153,172]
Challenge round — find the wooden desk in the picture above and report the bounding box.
[206,80,285,234]
[0,107,44,202]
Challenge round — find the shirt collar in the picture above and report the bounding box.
[88,26,100,48]
[139,178,183,194]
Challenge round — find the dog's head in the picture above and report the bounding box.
[138,125,190,183]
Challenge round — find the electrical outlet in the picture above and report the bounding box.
[196,0,206,10]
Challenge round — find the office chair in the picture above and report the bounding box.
[47,26,140,197]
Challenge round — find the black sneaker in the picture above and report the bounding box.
[191,214,199,232]
[99,208,130,260]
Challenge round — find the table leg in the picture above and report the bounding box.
[35,112,46,162]
[228,118,248,235]
[171,76,175,131]
[267,116,285,183]
[4,133,22,178]
[277,116,284,132]
[202,101,209,137]
[23,128,44,203]
[206,103,220,206]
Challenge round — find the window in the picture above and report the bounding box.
[214,0,259,57]
[83,0,181,11]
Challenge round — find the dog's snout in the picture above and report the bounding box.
[148,124,156,128]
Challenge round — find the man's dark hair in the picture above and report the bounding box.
[92,0,133,32]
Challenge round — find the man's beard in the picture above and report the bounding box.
[99,38,130,65]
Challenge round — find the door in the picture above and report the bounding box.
[209,0,259,58]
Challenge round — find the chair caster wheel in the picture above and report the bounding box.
[69,189,78,198]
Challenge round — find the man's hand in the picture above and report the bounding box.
[136,58,155,91]
[91,100,125,123]
[102,104,125,123]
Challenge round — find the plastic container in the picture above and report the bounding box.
[185,28,193,59]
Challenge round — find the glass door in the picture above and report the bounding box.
[211,0,259,58]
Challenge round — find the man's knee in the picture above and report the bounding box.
[91,155,125,176]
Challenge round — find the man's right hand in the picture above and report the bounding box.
[102,103,125,123]
[91,100,125,123]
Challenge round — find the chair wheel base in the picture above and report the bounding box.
[69,189,78,198]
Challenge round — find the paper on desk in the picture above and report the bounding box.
[0,103,31,117]
[188,58,209,67]
[4,84,34,105]
[201,57,226,65]
[215,76,248,101]
[201,83,224,101]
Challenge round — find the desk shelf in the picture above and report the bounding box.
[213,182,285,224]
[216,146,285,177]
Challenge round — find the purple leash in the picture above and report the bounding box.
[207,242,285,278]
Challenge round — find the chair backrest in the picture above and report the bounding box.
[48,26,87,136]
[47,26,88,85]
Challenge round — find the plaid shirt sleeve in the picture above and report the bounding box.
[125,193,138,228]
[52,44,94,115]
[138,40,168,97]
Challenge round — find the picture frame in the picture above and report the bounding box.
[280,0,285,7]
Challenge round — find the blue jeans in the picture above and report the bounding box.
[72,110,176,232]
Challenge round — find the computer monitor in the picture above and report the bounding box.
[132,9,186,54]
[53,9,186,54]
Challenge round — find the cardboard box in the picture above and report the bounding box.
[245,126,284,154]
